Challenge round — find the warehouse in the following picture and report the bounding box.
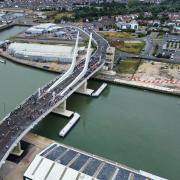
[23,143,164,180]
[25,23,62,35]
[8,43,75,63]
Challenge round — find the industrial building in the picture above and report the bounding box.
[7,43,76,63]
[25,23,62,35]
[23,143,166,180]
[116,20,139,31]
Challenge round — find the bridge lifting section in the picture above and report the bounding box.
[60,33,93,96]
[47,31,80,93]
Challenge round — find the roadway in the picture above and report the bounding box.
[0,26,109,168]
[119,51,180,64]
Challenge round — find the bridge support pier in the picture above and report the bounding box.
[11,142,24,156]
[76,81,94,96]
[52,100,73,118]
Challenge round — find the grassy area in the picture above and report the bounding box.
[157,32,164,39]
[54,12,75,22]
[117,58,142,74]
[45,11,75,22]
[99,32,135,40]
[111,41,145,54]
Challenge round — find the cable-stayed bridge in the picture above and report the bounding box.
[0,26,109,168]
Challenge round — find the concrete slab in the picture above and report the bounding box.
[92,83,107,97]
[0,133,55,180]
[76,88,94,96]
[59,113,80,137]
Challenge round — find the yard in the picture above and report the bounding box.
[111,40,145,54]
[117,58,142,74]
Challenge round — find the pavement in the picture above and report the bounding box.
[118,32,180,63]
[0,133,55,180]
[157,34,180,61]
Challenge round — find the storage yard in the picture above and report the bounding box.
[16,24,85,43]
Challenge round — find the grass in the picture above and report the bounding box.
[45,11,75,22]
[111,41,145,54]
[54,12,75,19]
[117,58,142,74]
[99,32,135,40]
[157,32,164,39]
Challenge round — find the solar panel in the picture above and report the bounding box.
[83,158,102,176]
[133,173,147,180]
[97,163,116,180]
[59,150,77,166]
[40,144,57,157]
[69,154,89,171]
[46,146,67,161]
[115,168,130,180]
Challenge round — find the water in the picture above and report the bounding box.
[0,26,180,180]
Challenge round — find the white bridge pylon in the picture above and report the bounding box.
[60,33,92,96]
[47,31,80,92]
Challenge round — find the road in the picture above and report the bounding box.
[0,26,109,168]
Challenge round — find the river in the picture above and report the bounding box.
[0,26,180,180]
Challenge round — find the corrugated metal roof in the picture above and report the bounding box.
[8,43,75,62]
[24,143,167,180]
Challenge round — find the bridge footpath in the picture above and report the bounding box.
[0,27,109,168]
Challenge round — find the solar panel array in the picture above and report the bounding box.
[40,144,151,180]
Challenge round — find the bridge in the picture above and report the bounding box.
[0,26,109,168]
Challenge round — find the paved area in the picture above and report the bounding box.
[0,133,54,180]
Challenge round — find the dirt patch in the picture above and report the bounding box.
[118,61,180,89]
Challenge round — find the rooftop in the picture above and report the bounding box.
[24,143,167,180]
[8,43,75,58]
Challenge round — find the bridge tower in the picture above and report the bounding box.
[60,33,94,96]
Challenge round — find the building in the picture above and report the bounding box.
[140,0,163,4]
[24,143,166,180]
[105,47,115,70]
[116,20,139,31]
[8,43,75,63]
[25,23,62,35]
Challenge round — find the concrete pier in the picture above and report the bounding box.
[59,113,80,137]
[92,83,107,97]
[10,142,24,156]
[76,81,94,96]
[52,100,73,118]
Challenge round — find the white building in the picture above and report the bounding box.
[24,143,166,180]
[25,23,62,35]
[116,20,139,31]
[8,43,75,63]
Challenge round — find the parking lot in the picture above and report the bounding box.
[158,34,180,61]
